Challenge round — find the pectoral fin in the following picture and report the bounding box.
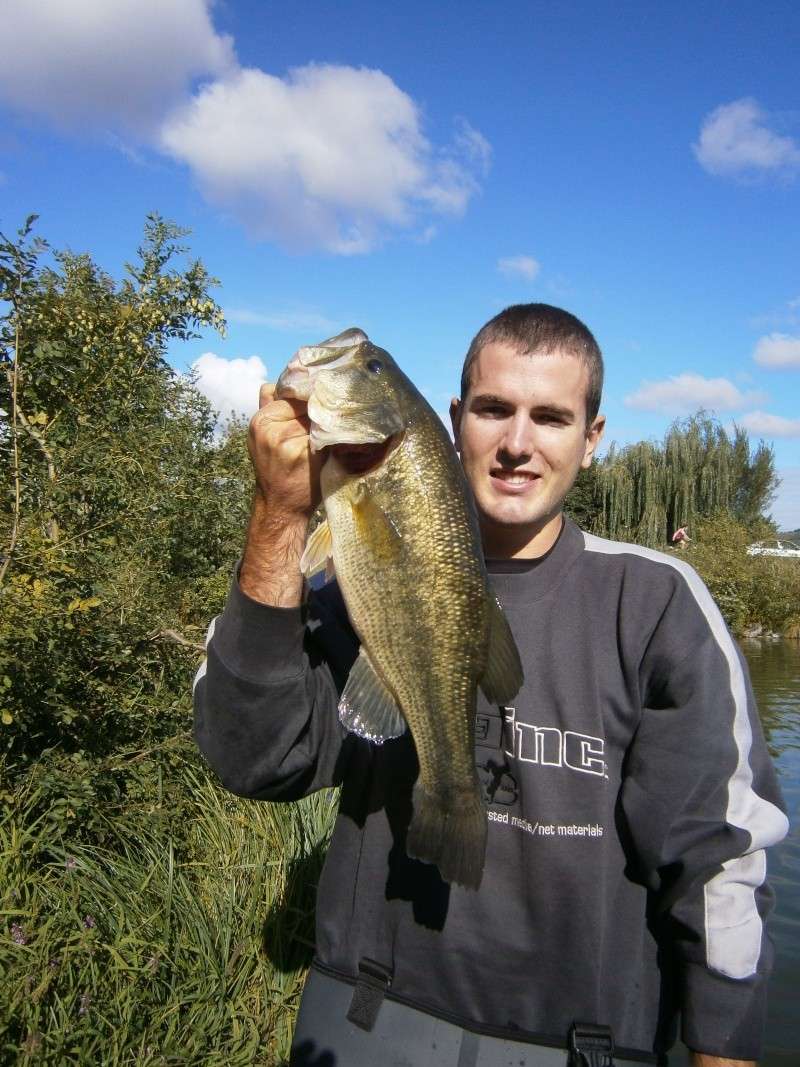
[351,492,403,564]
[300,516,334,580]
[338,648,407,743]
[479,596,524,704]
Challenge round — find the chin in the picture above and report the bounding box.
[496,501,547,525]
[482,506,542,531]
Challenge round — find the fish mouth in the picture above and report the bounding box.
[329,433,402,475]
[276,329,370,400]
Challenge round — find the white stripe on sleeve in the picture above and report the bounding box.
[583,533,789,978]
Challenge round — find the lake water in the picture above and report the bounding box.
[747,639,800,1067]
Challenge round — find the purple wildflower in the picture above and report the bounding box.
[11,922,26,945]
[65,856,77,871]
[82,914,96,929]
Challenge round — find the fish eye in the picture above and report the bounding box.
[366,358,383,374]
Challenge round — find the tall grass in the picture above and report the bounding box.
[1,755,336,1065]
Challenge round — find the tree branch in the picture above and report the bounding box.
[13,396,57,483]
[0,316,22,587]
[148,628,206,653]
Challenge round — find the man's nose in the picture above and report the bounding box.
[499,413,533,462]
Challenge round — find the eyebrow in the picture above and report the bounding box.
[470,393,577,419]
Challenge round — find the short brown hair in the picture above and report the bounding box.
[460,303,604,425]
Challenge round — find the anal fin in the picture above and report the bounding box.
[338,648,407,743]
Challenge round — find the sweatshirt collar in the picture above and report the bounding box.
[486,516,585,604]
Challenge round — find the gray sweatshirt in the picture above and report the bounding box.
[193,517,788,1061]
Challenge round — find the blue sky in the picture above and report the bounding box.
[2,0,799,528]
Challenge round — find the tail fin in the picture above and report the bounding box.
[406,784,487,890]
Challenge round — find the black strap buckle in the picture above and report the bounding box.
[568,1021,615,1067]
[346,958,393,1032]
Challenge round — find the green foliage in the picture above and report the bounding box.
[566,413,778,548]
[1,753,335,1066]
[0,216,251,779]
[685,514,800,637]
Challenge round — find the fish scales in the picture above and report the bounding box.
[275,328,523,888]
[324,414,489,788]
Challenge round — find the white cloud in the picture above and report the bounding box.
[160,63,487,253]
[226,307,337,333]
[772,468,800,530]
[624,373,764,414]
[192,352,267,420]
[0,0,235,134]
[694,98,800,178]
[497,255,541,282]
[753,333,800,368]
[414,224,439,245]
[0,3,488,253]
[738,411,800,438]
[453,118,492,175]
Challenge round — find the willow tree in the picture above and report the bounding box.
[571,414,777,548]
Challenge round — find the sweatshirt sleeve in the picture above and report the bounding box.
[193,572,359,801]
[619,561,788,1061]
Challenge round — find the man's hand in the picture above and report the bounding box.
[239,383,323,608]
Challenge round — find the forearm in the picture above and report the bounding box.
[194,571,346,800]
[239,492,308,607]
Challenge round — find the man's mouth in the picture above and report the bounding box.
[492,469,537,483]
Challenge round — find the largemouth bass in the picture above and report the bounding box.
[276,328,523,889]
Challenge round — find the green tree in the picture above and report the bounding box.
[567,413,778,547]
[0,216,251,806]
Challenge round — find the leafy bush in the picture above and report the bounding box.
[680,513,800,637]
[0,217,251,782]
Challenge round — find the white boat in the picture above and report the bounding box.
[746,539,800,559]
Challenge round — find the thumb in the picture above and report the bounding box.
[259,382,276,409]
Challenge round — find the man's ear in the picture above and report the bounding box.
[449,396,462,451]
[581,414,605,469]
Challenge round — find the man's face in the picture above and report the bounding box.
[450,342,604,558]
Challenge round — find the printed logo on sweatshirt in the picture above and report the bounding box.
[502,706,606,777]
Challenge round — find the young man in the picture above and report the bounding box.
[194,304,787,1067]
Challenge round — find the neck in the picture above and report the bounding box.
[481,512,564,560]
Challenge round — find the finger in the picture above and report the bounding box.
[259,395,310,422]
[259,382,277,409]
[250,405,312,443]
